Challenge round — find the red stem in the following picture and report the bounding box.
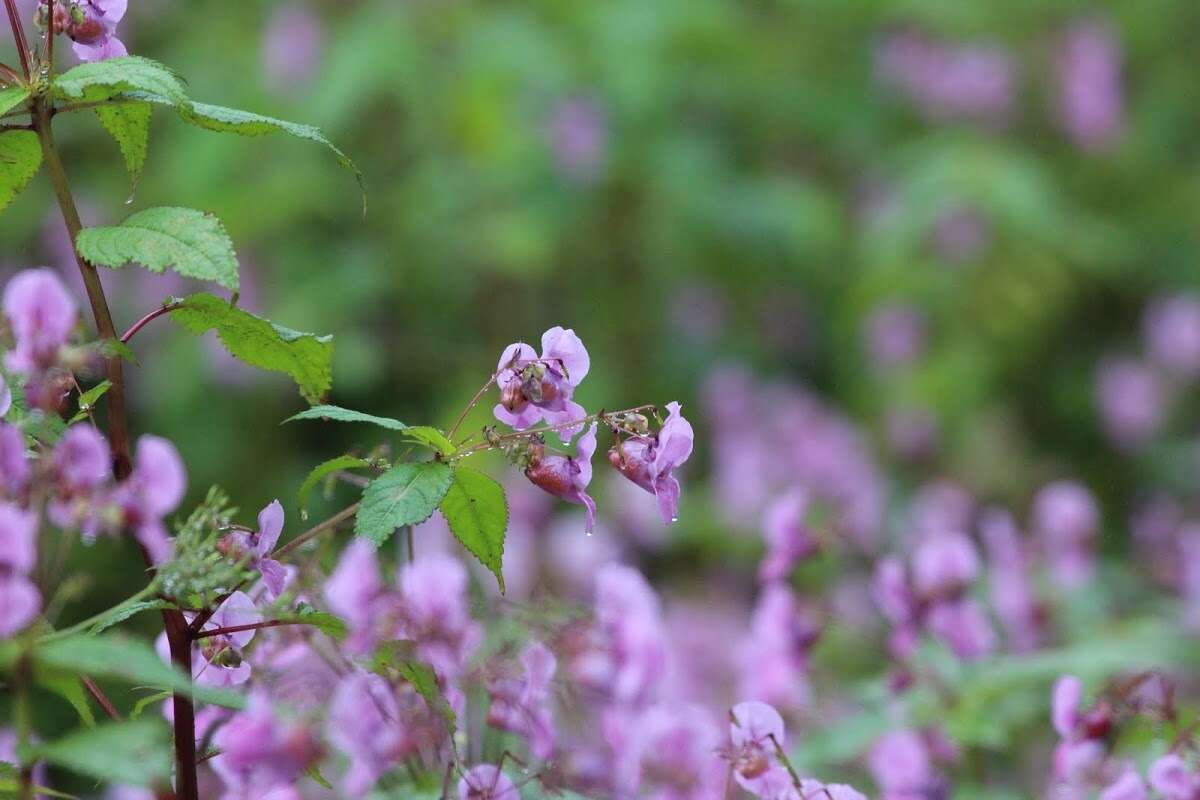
[81,676,121,720]
[121,301,183,344]
[2,0,31,79]
[193,619,302,640]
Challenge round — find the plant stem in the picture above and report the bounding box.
[273,501,360,559]
[193,619,302,639]
[41,581,159,641]
[32,97,133,478]
[82,676,121,720]
[121,300,184,343]
[33,91,201,800]
[2,0,31,79]
[447,374,496,440]
[14,654,33,800]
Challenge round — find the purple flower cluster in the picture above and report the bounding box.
[493,327,694,533]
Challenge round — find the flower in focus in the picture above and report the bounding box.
[607,402,695,524]
[494,326,590,441]
[41,0,128,61]
[525,424,599,534]
[220,500,291,600]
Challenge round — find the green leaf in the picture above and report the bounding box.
[36,671,96,728]
[68,379,112,424]
[0,130,42,214]
[440,467,507,593]
[304,764,333,790]
[76,207,239,291]
[0,86,29,117]
[396,660,457,736]
[0,767,80,800]
[297,455,372,517]
[283,404,406,430]
[172,293,333,403]
[95,100,152,188]
[355,462,453,545]
[94,338,139,364]
[33,634,244,709]
[130,690,172,719]
[86,599,170,635]
[175,101,364,199]
[34,719,170,787]
[401,426,458,456]
[53,56,186,105]
[279,605,347,640]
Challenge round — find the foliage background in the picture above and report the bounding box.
[3,0,1198,791]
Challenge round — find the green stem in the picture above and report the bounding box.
[41,582,159,641]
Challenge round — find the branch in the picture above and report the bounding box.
[82,676,121,721]
[193,619,303,640]
[121,301,183,344]
[2,0,31,79]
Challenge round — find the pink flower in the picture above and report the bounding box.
[1100,766,1147,800]
[1033,481,1099,587]
[0,423,25,495]
[486,641,557,759]
[115,435,186,564]
[1052,675,1083,739]
[0,501,37,575]
[1055,19,1124,152]
[729,701,789,796]
[868,730,936,796]
[615,704,725,799]
[738,585,819,712]
[60,0,129,62]
[1149,754,1199,799]
[0,573,40,637]
[458,764,519,800]
[494,326,590,441]
[211,691,319,800]
[324,539,387,654]
[327,671,408,797]
[396,553,481,683]
[2,268,77,375]
[911,531,980,599]
[1145,294,1200,378]
[188,591,262,688]
[608,402,694,524]
[220,500,290,600]
[525,423,599,534]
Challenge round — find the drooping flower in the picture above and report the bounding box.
[220,500,291,600]
[53,0,129,61]
[738,584,820,712]
[115,435,186,564]
[395,553,481,684]
[614,704,725,800]
[157,591,262,688]
[261,4,324,90]
[0,501,39,637]
[1148,753,1199,799]
[607,402,694,524]
[494,326,590,441]
[487,641,558,759]
[46,424,111,536]
[525,424,599,534]
[458,764,519,800]
[323,538,388,655]
[210,691,320,800]
[1033,480,1100,587]
[1055,18,1124,152]
[728,701,791,797]
[2,268,77,375]
[758,490,817,583]
[0,424,28,494]
[327,671,409,797]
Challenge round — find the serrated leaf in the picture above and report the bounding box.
[355,462,453,545]
[36,671,96,728]
[95,100,151,188]
[53,56,186,104]
[34,719,170,787]
[440,467,507,593]
[401,426,457,456]
[0,86,29,117]
[297,455,372,516]
[34,634,244,709]
[176,101,364,200]
[171,293,333,403]
[283,404,406,430]
[1,130,42,214]
[86,599,170,635]
[76,207,238,291]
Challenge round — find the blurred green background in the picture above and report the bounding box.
[3,0,1199,663]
